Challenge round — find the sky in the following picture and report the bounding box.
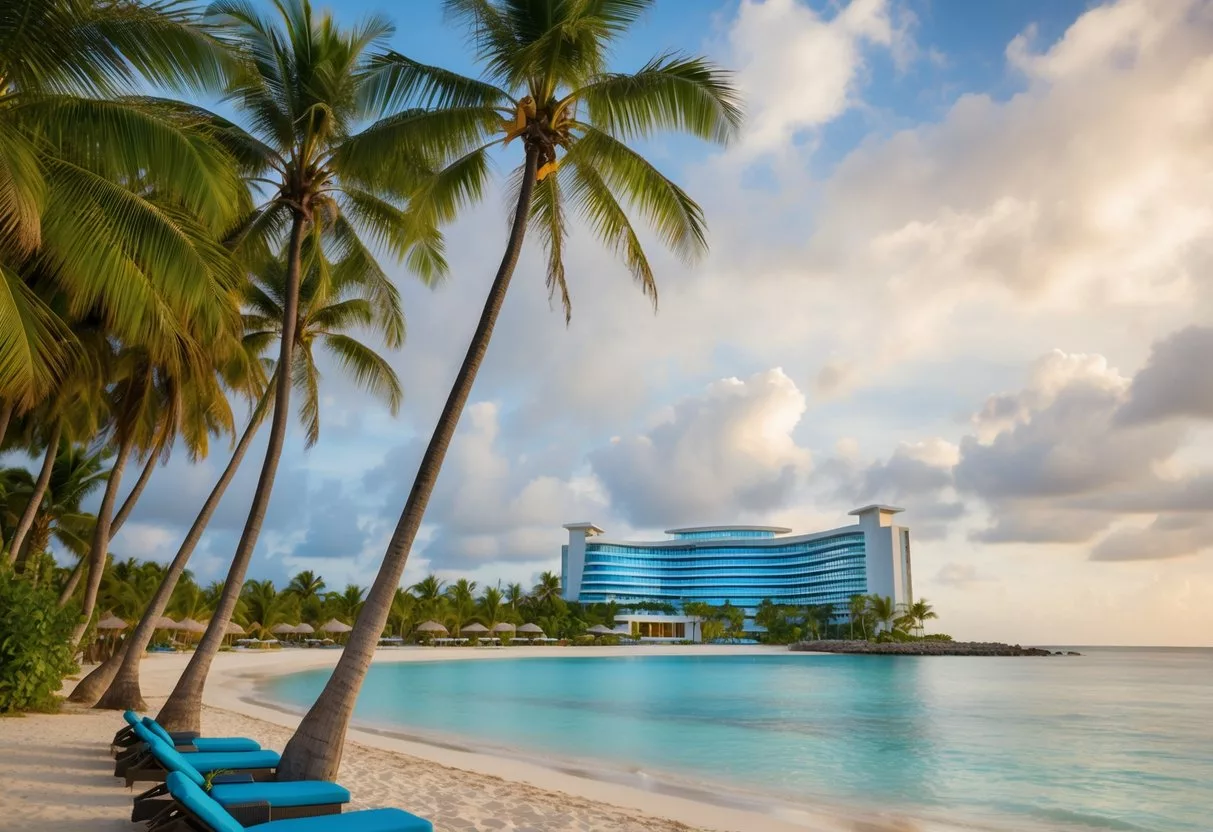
[44,0,1213,646]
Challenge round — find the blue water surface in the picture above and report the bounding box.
[263,649,1213,831]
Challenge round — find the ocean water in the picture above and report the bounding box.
[262,649,1213,831]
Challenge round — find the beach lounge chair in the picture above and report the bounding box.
[113,711,261,756]
[130,734,349,823]
[119,722,281,786]
[152,772,432,832]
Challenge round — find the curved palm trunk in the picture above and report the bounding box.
[58,556,86,606]
[110,445,160,538]
[156,214,305,733]
[67,431,134,645]
[4,421,61,568]
[277,146,540,781]
[78,403,268,708]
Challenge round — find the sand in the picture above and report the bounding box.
[0,645,938,832]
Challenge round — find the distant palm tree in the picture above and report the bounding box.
[388,588,416,639]
[279,0,742,781]
[848,594,869,640]
[907,599,938,637]
[478,586,505,632]
[240,580,298,638]
[1,442,106,579]
[531,571,562,609]
[410,575,447,622]
[867,595,901,636]
[445,579,478,636]
[326,585,367,624]
[505,582,525,610]
[286,571,327,603]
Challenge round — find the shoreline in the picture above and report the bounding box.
[4,646,968,832]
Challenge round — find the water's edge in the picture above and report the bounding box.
[248,666,1038,832]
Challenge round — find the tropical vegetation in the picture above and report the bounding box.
[0,0,755,789]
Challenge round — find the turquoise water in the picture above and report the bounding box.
[263,649,1213,831]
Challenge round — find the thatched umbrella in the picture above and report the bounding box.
[517,622,543,635]
[491,622,516,634]
[461,622,489,637]
[96,613,128,631]
[225,620,246,636]
[154,616,181,630]
[294,622,315,635]
[270,623,298,635]
[179,618,207,634]
[318,618,353,634]
[586,624,614,636]
[415,620,448,634]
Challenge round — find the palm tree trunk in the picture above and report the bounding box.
[79,401,269,708]
[110,445,160,538]
[277,146,540,781]
[58,556,86,606]
[155,214,305,733]
[67,430,134,645]
[4,421,61,568]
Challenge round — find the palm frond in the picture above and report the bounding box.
[574,52,743,144]
[0,264,74,407]
[563,156,656,309]
[529,172,571,322]
[569,125,707,262]
[361,50,512,113]
[321,333,402,415]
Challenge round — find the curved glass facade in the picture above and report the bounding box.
[574,531,868,609]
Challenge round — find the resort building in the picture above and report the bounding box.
[561,506,913,639]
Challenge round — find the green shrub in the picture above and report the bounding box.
[0,572,80,714]
[922,633,954,642]
[573,635,596,646]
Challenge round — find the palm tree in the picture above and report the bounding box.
[848,594,869,640]
[445,579,478,637]
[286,571,327,603]
[280,0,739,777]
[867,595,901,636]
[531,571,563,610]
[241,580,298,637]
[907,598,937,637]
[410,575,446,622]
[325,584,366,624]
[387,588,416,639]
[477,586,505,633]
[0,0,243,411]
[155,0,437,734]
[85,391,270,709]
[504,582,525,611]
[93,231,396,709]
[1,441,106,579]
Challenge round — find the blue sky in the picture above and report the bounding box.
[27,0,1213,646]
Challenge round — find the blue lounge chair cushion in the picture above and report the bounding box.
[124,709,141,727]
[178,748,281,774]
[192,737,264,753]
[135,724,279,778]
[142,716,261,752]
[256,808,432,832]
[167,772,433,832]
[209,780,350,809]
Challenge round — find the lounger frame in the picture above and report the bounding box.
[117,745,276,787]
[132,776,343,824]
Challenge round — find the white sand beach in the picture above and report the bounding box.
[0,646,934,832]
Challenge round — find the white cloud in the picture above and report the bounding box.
[729,0,905,154]
[589,368,813,527]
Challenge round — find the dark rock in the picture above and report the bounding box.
[788,640,1074,657]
